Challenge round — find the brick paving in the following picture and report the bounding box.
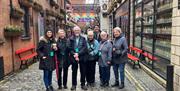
[126,63,166,91]
[0,62,136,91]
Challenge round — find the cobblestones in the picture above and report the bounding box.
[0,62,136,91]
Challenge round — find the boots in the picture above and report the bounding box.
[111,81,119,87]
[119,82,125,89]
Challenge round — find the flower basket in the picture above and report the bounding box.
[4,25,23,37]
[19,0,34,8]
[33,2,43,11]
[11,7,24,19]
[60,8,66,15]
[57,13,64,19]
[54,4,59,9]
[46,9,55,16]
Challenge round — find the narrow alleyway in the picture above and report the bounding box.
[0,62,136,91]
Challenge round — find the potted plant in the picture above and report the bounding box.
[11,7,24,19]
[4,25,23,37]
[19,0,34,8]
[33,2,43,11]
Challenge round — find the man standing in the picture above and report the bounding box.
[86,31,99,87]
[94,25,101,42]
[69,26,88,90]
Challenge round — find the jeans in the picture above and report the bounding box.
[113,63,125,83]
[99,66,110,84]
[43,70,53,88]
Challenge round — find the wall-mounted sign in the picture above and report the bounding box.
[102,4,107,10]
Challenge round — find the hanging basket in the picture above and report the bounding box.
[46,9,55,16]
[11,7,24,19]
[19,0,34,8]
[4,32,22,37]
[4,25,23,37]
[33,2,43,11]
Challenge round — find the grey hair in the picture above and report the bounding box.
[73,26,81,31]
[113,27,122,33]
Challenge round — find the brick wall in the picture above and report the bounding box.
[172,0,180,91]
[0,0,64,76]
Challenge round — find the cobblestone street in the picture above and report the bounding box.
[0,62,136,91]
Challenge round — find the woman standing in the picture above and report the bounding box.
[37,30,56,91]
[56,29,70,89]
[112,27,128,89]
[98,31,112,87]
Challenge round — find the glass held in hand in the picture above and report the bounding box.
[52,43,57,50]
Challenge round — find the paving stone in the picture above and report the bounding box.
[0,62,136,91]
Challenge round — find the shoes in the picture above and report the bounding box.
[71,86,76,90]
[46,86,53,91]
[49,85,54,91]
[119,83,125,89]
[64,85,68,89]
[58,86,62,89]
[111,81,119,87]
[104,82,109,87]
[90,83,95,87]
[81,85,88,90]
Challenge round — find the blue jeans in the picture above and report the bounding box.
[99,66,110,83]
[113,63,125,83]
[43,70,53,88]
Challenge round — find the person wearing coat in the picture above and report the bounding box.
[112,27,128,89]
[56,29,70,89]
[69,26,88,90]
[37,30,56,91]
[98,31,112,87]
[86,31,99,87]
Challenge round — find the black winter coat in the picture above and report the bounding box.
[37,37,56,71]
[56,38,70,68]
[69,35,88,63]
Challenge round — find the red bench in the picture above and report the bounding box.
[15,45,37,69]
[128,53,141,69]
[129,46,159,69]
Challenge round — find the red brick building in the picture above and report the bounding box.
[0,0,66,77]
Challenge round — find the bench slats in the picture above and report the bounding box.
[20,53,37,61]
[15,45,35,54]
[128,53,139,62]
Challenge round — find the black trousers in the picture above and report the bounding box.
[71,60,88,86]
[86,61,96,83]
[79,61,87,86]
[58,64,69,87]
[71,61,78,86]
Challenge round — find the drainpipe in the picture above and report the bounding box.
[9,0,15,71]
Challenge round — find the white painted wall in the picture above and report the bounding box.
[99,0,110,33]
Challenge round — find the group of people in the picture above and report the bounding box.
[36,25,128,91]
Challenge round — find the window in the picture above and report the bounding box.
[21,7,31,39]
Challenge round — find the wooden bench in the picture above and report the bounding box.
[127,53,141,69]
[129,46,159,69]
[15,45,37,69]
